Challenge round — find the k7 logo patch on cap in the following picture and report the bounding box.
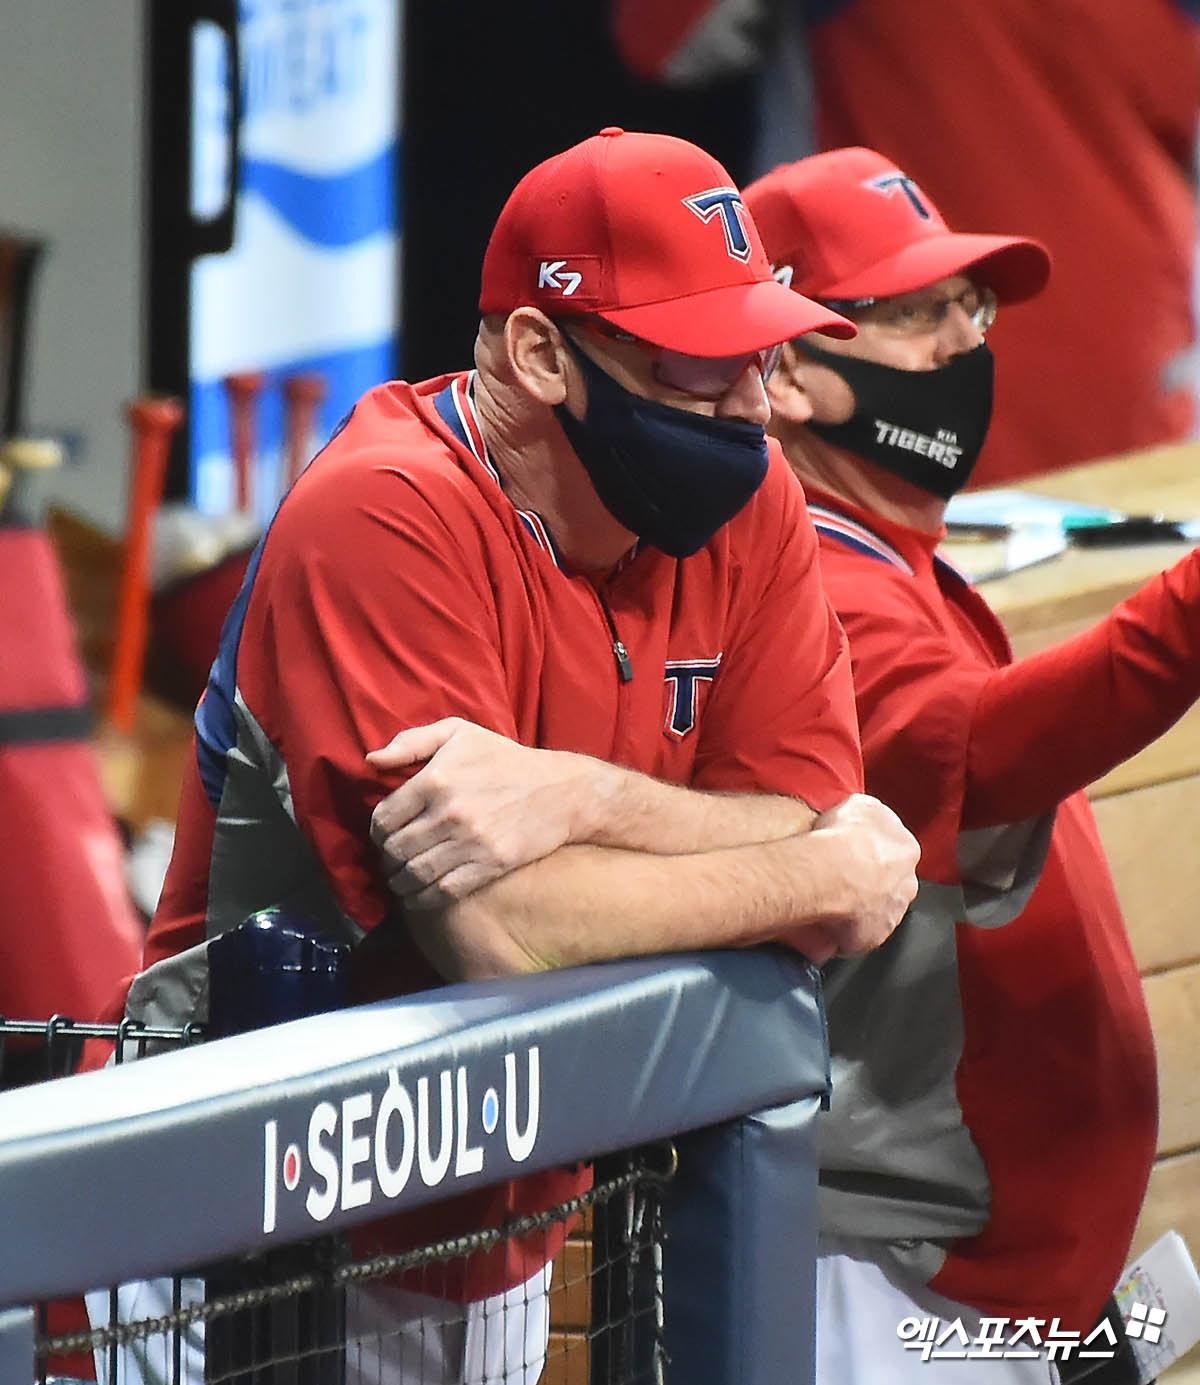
[534,256,602,302]
[682,188,752,262]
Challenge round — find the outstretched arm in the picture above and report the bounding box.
[821,544,1200,838]
[963,546,1200,826]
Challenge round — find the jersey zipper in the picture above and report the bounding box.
[596,590,634,683]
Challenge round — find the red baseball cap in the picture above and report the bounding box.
[479,127,856,355]
[744,147,1050,304]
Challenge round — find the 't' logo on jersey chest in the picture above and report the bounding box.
[663,655,722,739]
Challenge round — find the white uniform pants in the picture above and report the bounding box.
[818,1238,1061,1385]
[84,1262,551,1385]
[343,1262,551,1384]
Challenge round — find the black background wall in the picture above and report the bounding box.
[401,0,758,381]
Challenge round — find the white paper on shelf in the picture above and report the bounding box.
[945,488,1122,529]
[939,524,1068,583]
[1116,1230,1200,1383]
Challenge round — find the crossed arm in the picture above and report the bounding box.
[367,718,919,980]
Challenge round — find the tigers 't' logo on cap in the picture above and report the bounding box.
[864,173,933,221]
[682,188,752,262]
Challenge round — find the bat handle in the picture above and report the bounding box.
[223,372,265,515]
[107,396,185,734]
[282,373,327,489]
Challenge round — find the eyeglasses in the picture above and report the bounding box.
[821,282,998,337]
[563,318,782,401]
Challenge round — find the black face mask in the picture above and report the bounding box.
[553,337,769,558]
[800,340,995,499]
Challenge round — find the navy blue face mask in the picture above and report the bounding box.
[553,335,770,558]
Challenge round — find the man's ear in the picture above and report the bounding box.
[766,341,816,425]
[505,308,570,405]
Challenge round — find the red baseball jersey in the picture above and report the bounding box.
[804,489,1189,1329]
[135,371,863,1299]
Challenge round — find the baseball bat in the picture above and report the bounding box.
[106,395,184,733]
[282,372,327,489]
[223,371,265,515]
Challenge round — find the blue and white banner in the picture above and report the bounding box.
[189,0,401,520]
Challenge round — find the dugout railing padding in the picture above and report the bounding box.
[0,947,830,1385]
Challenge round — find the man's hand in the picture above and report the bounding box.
[783,794,920,965]
[367,719,593,907]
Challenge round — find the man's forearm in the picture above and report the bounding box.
[965,547,1200,826]
[408,793,918,982]
[410,840,831,981]
[368,719,823,903]
[572,758,819,853]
